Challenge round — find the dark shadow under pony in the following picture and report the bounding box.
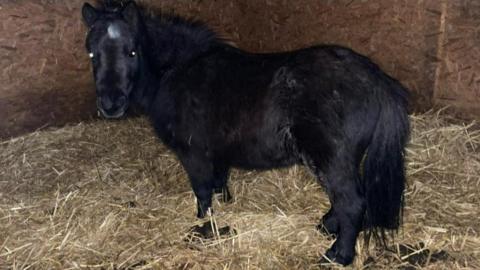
[82,0,410,266]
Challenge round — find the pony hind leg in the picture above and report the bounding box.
[316,159,363,238]
[298,139,365,266]
[309,155,364,265]
[321,166,365,265]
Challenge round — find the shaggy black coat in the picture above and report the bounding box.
[82,1,410,265]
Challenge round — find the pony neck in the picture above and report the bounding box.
[145,14,219,72]
[132,13,220,112]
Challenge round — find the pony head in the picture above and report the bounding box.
[82,1,143,118]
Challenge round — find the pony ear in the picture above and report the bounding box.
[122,1,141,29]
[82,3,99,27]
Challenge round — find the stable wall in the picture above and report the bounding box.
[0,0,478,139]
[0,0,233,138]
[229,0,441,109]
[434,0,480,118]
[0,1,94,138]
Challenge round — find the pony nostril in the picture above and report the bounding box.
[100,97,113,110]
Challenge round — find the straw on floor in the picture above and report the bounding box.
[0,109,479,269]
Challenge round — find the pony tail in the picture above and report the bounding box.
[363,83,410,242]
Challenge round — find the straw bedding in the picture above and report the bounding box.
[0,110,479,269]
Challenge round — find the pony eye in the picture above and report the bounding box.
[89,52,94,59]
[129,51,136,57]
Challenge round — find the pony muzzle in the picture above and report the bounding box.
[96,96,128,119]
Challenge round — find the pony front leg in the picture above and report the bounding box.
[178,152,215,218]
[193,182,213,218]
[213,163,233,203]
[317,208,339,237]
[178,153,235,240]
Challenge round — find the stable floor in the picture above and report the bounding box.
[0,111,479,269]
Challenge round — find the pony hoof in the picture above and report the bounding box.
[185,221,235,241]
[214,187,233,203]
[319,247,354,266]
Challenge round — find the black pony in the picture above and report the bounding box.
[82,1,410,265]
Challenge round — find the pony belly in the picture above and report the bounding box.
[227,132,299,170]
[229,150,299,170]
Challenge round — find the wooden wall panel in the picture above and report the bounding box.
[227,0,441,110]
[0,1,95,138]
[0,0,478,139]
[434,0,480,118]
[0,0,238,138]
